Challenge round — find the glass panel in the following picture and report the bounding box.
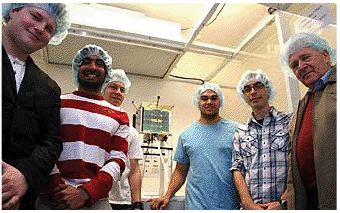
[212,5,336,113]
[276,6,336,105]
[212,20,291,111]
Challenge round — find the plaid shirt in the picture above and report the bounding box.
[230,107,292,204]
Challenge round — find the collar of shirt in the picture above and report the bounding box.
[8,54,26,67]
[248,106,277,126]
[8,54,26,93]
[312,67,333,91]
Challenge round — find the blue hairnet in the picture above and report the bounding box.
[193,82,224,108]
[101,69,132,95]
[280,33,336,72]
[72,44,113,86]
[236,69,275,102]
[2,3,71,45]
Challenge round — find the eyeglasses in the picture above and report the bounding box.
[242,82,265,94]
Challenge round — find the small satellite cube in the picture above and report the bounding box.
[136,102,171,134]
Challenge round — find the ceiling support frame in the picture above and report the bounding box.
[234,14,276,55]
[204,13,276,82]
[56,4,284,84]
[69,23,236,58]
[163,3,221,79]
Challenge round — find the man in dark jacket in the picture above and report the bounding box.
[2,3,70,209]
[279,33,336,210]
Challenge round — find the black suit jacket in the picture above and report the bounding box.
[2,47,63,209]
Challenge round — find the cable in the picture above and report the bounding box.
[204,3,226,27]
[169,74,205,84]
[181,3,226,31]
[181,27,191,31]
[132,100,139,111]
[156,96,160,108]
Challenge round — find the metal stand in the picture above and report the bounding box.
[140,133,173,196]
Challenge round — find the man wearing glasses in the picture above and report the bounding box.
[230,70,292,210]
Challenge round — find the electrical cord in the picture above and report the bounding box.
[204,3,226,27]
[169,74,205,84]
[181,3,226,31]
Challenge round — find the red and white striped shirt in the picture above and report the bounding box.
[49,91,129,206]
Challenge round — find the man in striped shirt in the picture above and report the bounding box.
[230,70,292,210]
[37,45,129,210]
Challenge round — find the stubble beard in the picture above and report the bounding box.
[78,78,104,93]
[201,111,219,121]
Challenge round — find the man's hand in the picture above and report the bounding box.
[243,201,268,210]
[2,161,28,210]
[52,184,89,210]
[147,195,171,210]
[263,201,283,210]
[243,201,283,210]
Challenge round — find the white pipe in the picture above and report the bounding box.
[155,136,169,187]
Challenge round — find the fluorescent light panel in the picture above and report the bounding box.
[67,3,184,42]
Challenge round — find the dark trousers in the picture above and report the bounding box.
[110,203,133,210]
[306,189,319,210]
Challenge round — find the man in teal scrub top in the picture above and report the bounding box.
[149,82,238,210]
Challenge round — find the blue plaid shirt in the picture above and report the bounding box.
[230,107,292,204]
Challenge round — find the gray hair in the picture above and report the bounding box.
[280,33,336,72]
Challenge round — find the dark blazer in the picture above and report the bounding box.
[2,47,63,209]
[287,67,336,210]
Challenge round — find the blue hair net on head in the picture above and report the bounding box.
[193,82,224,108]
[2,3,71,45]
[101,69,132,95]
[72,44,113,86]
[236,69,275,102]
[280,33,336,72]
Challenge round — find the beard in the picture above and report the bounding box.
[78,77,105,92]
[201,111,219,120]
[200,106,220,120]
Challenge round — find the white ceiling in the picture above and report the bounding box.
[32,3,337,87]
